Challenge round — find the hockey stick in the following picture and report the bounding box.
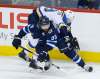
[19,46,61,70]
[20,46,37,55]
[51,63,60,69]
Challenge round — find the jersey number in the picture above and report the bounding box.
[51,35,57,41]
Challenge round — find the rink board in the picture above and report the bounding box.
[0,5,100,63]
[0,46,100,62]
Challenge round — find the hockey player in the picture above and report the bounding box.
[12,16,93,72]
[17,5,40,62]
[18,6,77,62]
[17,6,65,62]
[17,10,39,62]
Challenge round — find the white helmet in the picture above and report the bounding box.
[64,10,75,23]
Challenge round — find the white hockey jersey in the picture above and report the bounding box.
[36,6,66,28]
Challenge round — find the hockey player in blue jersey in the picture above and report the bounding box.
[12,16,93,72]
[17,7,40,62]
[18,7,78,62]
[17,6,72,62]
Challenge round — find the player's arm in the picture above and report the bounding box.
[59,24,80,50]
[12,24,34,49]
[12,10,38,49]
[28,12,36,24]
[58,23,72,37]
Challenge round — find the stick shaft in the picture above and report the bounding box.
[20,46,37,56]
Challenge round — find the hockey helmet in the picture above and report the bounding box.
[39,16,50,30]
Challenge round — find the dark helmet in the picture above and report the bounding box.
[39,16,50,25]
[38,16,50,30]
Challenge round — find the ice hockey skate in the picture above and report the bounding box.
[18,50,31,62]
[83,65,93,72]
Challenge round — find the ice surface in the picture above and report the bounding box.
[0,56,99,79]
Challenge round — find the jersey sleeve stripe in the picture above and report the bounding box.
[22,24,31,33]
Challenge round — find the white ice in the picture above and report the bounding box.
[0,56,99,79]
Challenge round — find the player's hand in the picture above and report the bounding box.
[37,52,50,62]
[12,35,21,49]
[71,37,80,50]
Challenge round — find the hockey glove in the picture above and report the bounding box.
[71,37,80,51]
[37,52,50,62]
[12,35,21,49]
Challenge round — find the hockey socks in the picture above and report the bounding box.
[64,50,93,72]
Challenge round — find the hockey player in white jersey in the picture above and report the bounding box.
[36,6,66,27]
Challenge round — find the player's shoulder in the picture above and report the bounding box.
[28,10,37,17]
[39,6,57,12]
